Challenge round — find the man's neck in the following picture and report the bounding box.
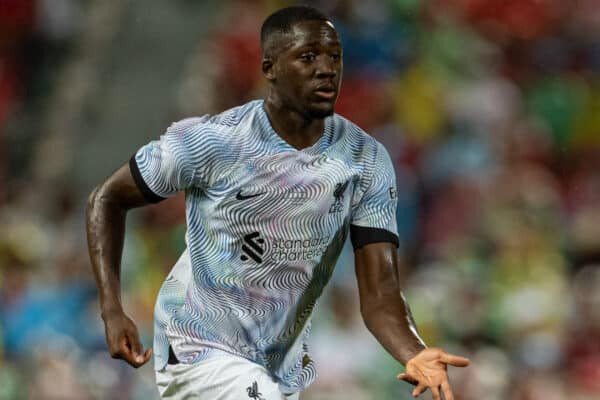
[264,96,325,150]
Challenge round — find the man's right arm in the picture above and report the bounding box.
[86,163,153,368]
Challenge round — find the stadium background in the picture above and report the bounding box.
[1,0,600,399]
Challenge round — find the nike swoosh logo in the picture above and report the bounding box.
[236,191,265,200]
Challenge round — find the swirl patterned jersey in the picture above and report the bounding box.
[131,99,399,393]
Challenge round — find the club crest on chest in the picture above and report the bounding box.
[329,180,349,214]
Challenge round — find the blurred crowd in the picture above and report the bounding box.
[2,0,600,399]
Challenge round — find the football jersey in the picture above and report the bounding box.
[130,99,399,393]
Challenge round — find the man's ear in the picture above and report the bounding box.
[262,57,276,81]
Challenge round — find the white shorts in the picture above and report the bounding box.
[155,354,301,400]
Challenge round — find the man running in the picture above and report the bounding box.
[86,5,469,400]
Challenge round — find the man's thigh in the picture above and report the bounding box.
[155,355,300,400]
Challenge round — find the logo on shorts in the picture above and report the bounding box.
[240,232,265,263]
[329,180,349,214]
[246,381,265,400]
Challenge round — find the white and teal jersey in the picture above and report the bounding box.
[131,100,399,393]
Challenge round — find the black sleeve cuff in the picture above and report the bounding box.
[350,225,399,250]
[129,155,166,203]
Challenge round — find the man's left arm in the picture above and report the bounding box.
[354,241,469,400]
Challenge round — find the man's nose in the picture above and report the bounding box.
[315,56,337,78]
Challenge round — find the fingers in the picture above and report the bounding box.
[397,373,419,386]
[441,380,454,400]
[118,336,138,365]
[412,383,427,398]
[104,314,152,368]
[127,329,144,359]
[141,348,153,363]
[121,346,151,368]
[115,334,151,368]
[431,385,441,400]
[126,347,152,368]
[441,352,470,367]
[125,326,150,365]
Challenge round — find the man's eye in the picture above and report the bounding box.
[331,53,341,61]
[301,53,316,61]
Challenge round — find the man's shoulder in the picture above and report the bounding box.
[169,100,261,140]
[331,113,380,155]
[202,100,261,129]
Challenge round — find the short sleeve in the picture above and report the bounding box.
[350,143,399,249]
[130,117,209,203]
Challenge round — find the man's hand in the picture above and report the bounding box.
[103,310,152,368]
[397,348,469,400]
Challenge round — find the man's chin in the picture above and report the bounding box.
[307,103,335,119]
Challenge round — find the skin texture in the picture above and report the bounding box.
[86,17,469,397]
[86,165,152,368]
[262,20,342,149]
[354,242,426,364]
[355,242,469,400]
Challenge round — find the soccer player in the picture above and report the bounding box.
[86,5,469,400]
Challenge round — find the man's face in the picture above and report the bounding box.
[265,20,343,119]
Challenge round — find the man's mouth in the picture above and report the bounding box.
[314,86,336,100]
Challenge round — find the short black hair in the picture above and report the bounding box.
[261,5,330,55]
